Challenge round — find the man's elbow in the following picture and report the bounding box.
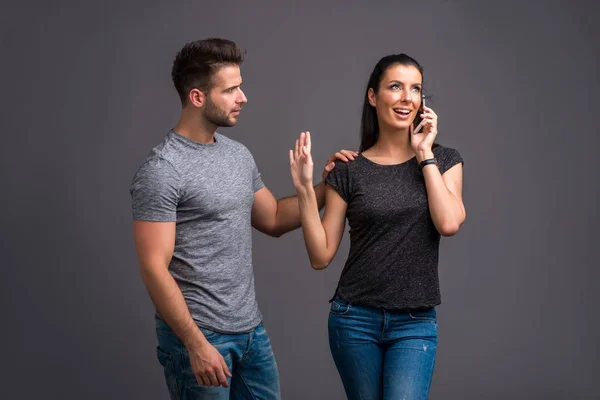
[252,220,284,238]
[138,260,168,282]
[265,225,285,238]
[265,221,301,238]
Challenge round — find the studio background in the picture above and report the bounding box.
[1,1,598,399]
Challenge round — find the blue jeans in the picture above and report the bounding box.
[155,318,280,399]
[328,297,438,400]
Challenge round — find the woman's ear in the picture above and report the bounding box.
[367,88,376,107]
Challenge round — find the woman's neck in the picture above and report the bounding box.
[364,127,414,161]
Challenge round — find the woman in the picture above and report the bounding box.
[289,54,465,399]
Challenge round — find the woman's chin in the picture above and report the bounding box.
[392,121,412,131]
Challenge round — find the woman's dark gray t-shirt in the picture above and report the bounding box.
[325,145,463,311]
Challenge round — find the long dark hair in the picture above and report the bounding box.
[359,54,425,152]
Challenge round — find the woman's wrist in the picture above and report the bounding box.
[415,150,435,163]
[295,182,314,196]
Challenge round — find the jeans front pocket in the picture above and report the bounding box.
[330,299,351,315]
[199,327,219,341]
[408,307,437,322]
[157,346,181,400]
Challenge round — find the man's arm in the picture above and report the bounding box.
[133,221,231,387]
[251,146,358,237]
[251,182,327,238]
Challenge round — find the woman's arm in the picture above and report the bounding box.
[418,159,465,236]
[412,104,466,236]
[296,184,348,269]
[290,131,348,269]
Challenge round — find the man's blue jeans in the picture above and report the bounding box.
[155,318,280,399]
[328,297,438,400]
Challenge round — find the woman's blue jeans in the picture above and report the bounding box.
[328,297,438,400]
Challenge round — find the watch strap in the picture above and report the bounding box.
[419,158,438,169]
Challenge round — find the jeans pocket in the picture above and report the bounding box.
[330,299,351,315]
[408,308,437,322]
[199,327,218,340]
[157,346,181,400]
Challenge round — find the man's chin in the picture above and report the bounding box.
[213,118,237,128]
[225,116,239,127]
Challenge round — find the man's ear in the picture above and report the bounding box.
[188,88,206,107]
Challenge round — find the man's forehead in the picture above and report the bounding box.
[212,65,242,86]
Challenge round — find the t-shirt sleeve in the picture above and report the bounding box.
[130,157,180,221]
[251,155,265,193]
[436,146,464,175]
[325,160,352,203]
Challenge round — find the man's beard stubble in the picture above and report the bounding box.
[203,98,236,128]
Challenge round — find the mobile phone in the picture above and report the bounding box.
[413,96,426,134]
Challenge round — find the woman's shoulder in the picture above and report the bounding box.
[433,143,461,155]
[433,143,464,173]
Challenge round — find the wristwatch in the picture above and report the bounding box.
[419,158,438,169]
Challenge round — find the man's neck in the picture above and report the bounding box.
[173,112,217,144]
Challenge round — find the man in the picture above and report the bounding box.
[130,38,356,399]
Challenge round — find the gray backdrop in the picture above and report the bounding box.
[2,0,599,399]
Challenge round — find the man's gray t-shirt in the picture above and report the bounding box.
[130,129,264,333]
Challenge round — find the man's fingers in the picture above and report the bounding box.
[221,357,232,377]
[205,371,219,387]
[340,150,355,160]
[336,152,349,161]
[196,374,208,386]
[216,368,230,388]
